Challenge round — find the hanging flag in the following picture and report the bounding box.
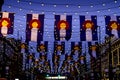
[88,42,99,58]
[54,15,72,41]
[26,14,44,44]
[52,53,60,63]
[0,12,14,36]
[105,16,120,38]
[71,42,82,56]
[65,54,72,63]
[54,41,65,55]
[21,43,28,53]
[80,16,98,41]
[37,41,48,55]
[78,55,86,64]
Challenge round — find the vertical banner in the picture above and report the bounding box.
[71,42,82,61]
[37,41,48,55]
[54,15,72,41]
[54,41,65,55]
[105,16,120,38]
[80,16,98,41]
[21,43,28,53]
[78,55,86,64]
[71,42,82,55]
[88,42,98,58]
[26,14,44,44]
[0,12,14,36]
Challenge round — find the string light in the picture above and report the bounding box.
[66,5,69,8]
[90,5,93,8]
[86,11,89,14]
[119,6,120,9]
[17,0,20,3]
[30,10,33,12]
[4,3,120,16]
[29,2,32,5]
[19,8,22,11]
[8,6,11,8]
[97,10,100,13]
[53,4,57,7]
[53,12,56,15]
[42,11,44,14]
[41,3,44,6]
[114,0,117,3]
[75,12,78,15]
[108,9,111,11]
[78,5,81,8]
[102,3,106,6]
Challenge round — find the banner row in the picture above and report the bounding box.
[0,12,120,43]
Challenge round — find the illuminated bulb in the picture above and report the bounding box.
[23,16,25,18]
[42,12,44,14]
[90,5,93,8]
[29,2,32,5]
[86,12,89,14]
[66,5,69,7]
[54,5,56,7]
[108,9,111,11]
[17,0,20,3]
[19,8,22,11]
[75,13,77,15]
[53,12,56,14]
[102,3,105,6]
[119,6,120,9]
[30,10,33,12]
[78,5,80,8]
[114,13,116,16]
[41,3,44,6]
[114,0,117,3]
[8,6,11,8]
[97,10,100,13]
[64,13,67,15]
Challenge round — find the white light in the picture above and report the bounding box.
[15,78,19,80]
[29,2,32,5]
[90,5,93,8]
[17,0,20,3]
[75,13,78,15]
[102,3,105,6]
[19,8,22,11]
[66,5,69,7]
[114,0,117,3]
[97,10,100,13]
[86,12,89,14]
[108,9,111,11]
[64,13,67,15]
[46,76,67,79]
[30,10,33,12]
[8,6,11,8]
[119,6,120,9]
[53,12,56,14]
[42,12,44,14]
[114,13,117,16]
[78,5,80,8]
[54,5,56,7]
[41,3,44,6]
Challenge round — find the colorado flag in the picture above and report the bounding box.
[54,15,72,41]
[105,16,120,38]
[80,16,98,41]
[26,14,44,44]
[0,12,14,36]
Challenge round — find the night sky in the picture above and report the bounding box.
[2,0,120,62]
